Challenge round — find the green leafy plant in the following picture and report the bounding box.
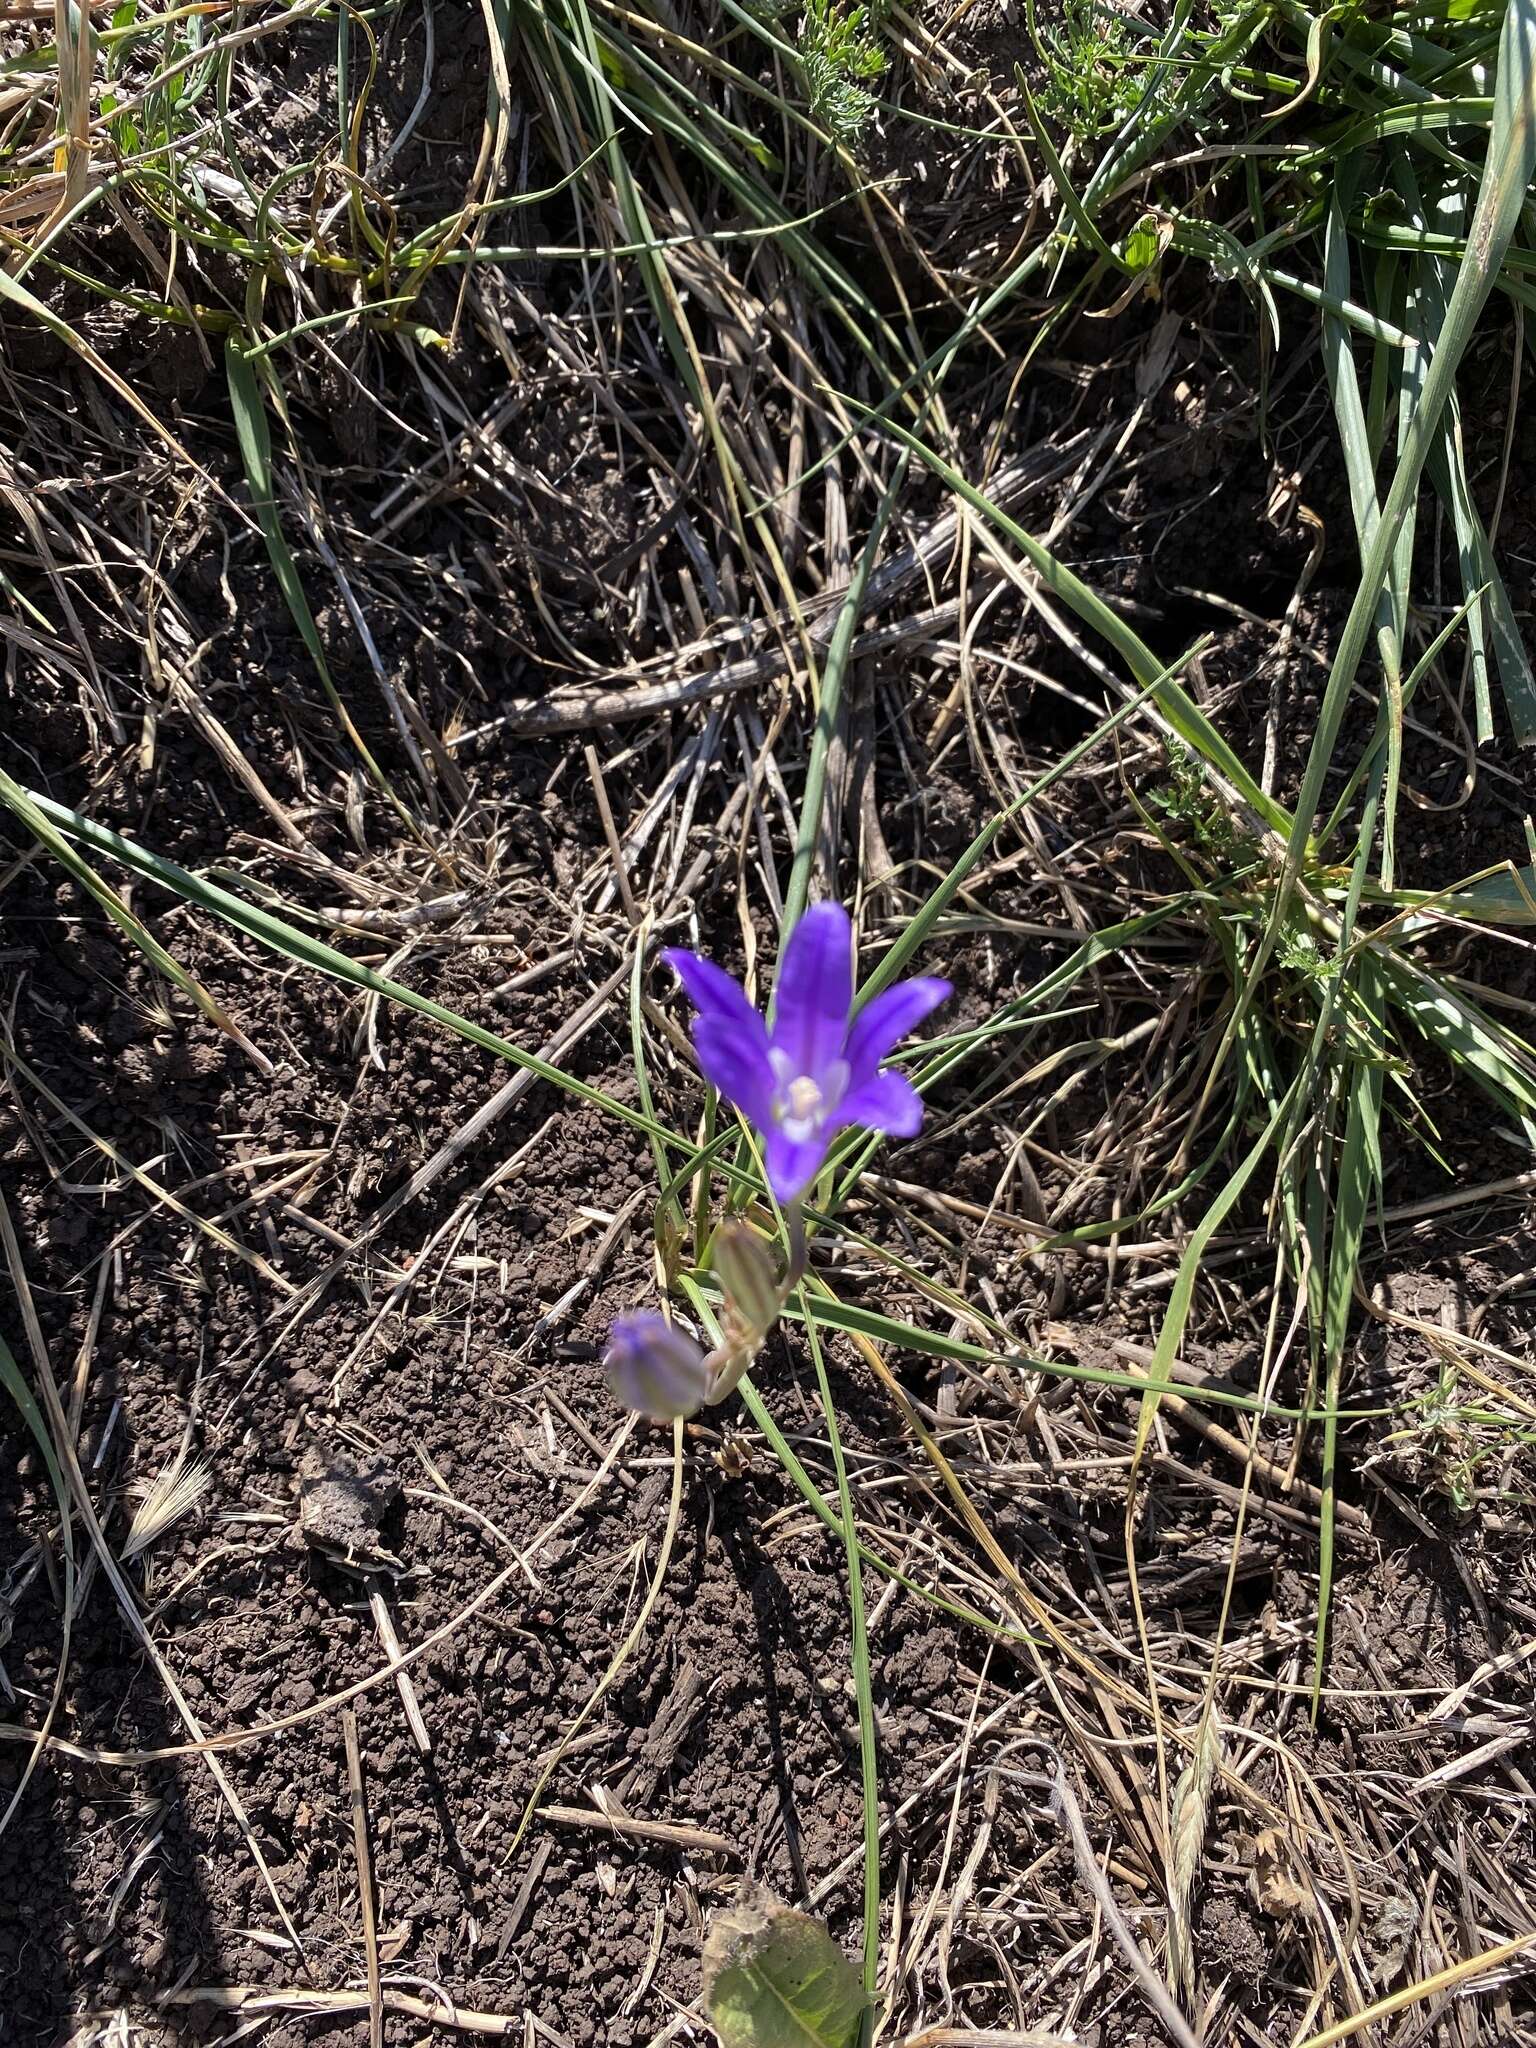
[1030,0,1141,143]
[702,1886,867,2048]
[797,0,887,146]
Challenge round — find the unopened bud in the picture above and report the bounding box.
[604,1310,710,1421]
[711,1220,782,1336]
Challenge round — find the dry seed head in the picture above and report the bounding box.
[121,1449,213,1562]
[1167,1707,1221,2001]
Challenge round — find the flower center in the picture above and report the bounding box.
[785,1076,823,1122]
[769,1050,849,1144]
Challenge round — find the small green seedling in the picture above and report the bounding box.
[703,1885,868,2048]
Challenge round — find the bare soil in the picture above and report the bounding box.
[2,8,1535,2047]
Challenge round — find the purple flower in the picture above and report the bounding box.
[604,1311,710,1420]
[664,902,950,1205]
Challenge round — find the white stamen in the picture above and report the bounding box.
[769,1053,849,1144]
[786,1076,823,1121]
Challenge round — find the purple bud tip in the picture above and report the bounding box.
[604,1310,710,1421]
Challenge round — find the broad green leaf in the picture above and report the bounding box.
[1121,214,1167,272]
[1404,862,1536,925]
[703,1887,867,2048]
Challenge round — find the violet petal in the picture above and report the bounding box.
[764,1124,832,1205]
[844,976,951,1085]
[692,1015,776,1125]
[770,902,853,1081]
[664,948,770,1055]
[836,1070,925,1138]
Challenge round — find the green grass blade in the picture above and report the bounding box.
[1411,239,1536,743]
[860,679,1212,1007]
[757,1290,1360,1423]
[681,1281,1032,1645]
[1400,861,1536,925]
[0,768,269,1070]
[860,417,1293,838]
[0,1206,75,1843]
[1016,68,1126,269]
[1305,94,1494,153]
[225,338,415,818]
[1275,0,1536,921]
[858,673,1204,1003]
[1378,955,1536,1142]
[803,1302,880,2010]
[1128,1076,1302,1466]
[1313,955,1385,1712]
[630,921,682,1253]
[783,460,908,938]
[1263,267,1417,347]
[1317,587,1486,844]
[0,1332,69,1584]
[21,788,699,1157]
[1321,166,1402,657]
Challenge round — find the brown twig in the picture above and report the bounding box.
[537,1801,736,1858]
[342,1710,383,2048]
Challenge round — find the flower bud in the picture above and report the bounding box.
[604,1310,710,1421]
[711,1219,782,1337]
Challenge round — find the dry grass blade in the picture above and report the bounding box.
[899,2033,1079,2047]
[50,0,92,211]
[341,1710,383,2048]
[536,1802,735,1856]
[997,1744,1201,2048]
[1293,1927,1536,2048]
[161,1983,523,2034]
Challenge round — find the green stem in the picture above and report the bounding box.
[804,1299,881,2019]
[784,1200,809,1292]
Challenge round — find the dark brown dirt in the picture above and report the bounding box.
[5,476,1535,2046]
[0,868,986,2044]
